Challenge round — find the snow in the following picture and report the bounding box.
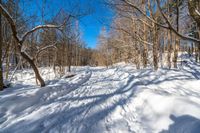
[0,59,200,133]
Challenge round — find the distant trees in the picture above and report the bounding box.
[0,1,93,88]
[95,27,110,66]
[93,0,200,70]
[0,0,200,89]
[188,0,200,63]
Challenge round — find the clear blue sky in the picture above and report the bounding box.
[19,0,114,49]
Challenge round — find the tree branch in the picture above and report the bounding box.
[35,42,57,60]
[20,25,60,43]
[0,3,73,45]
[20,14,73,44]
[0,4,20,43]
[110,25,153,46]
[121,0,169,29]
[121,0,200,43]
[156,0,200,43]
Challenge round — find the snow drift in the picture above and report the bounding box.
[0,60,200,133]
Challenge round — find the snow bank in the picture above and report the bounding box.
[0,60,200,133]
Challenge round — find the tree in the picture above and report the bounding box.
[96,27,110,67]
[0,3,70,87]
[0,0,3,90]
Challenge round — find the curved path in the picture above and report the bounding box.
[1,63,200,133]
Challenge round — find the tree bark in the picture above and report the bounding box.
[167,32,172,69]
[173,0,180,68]
[0,0,4,90]
[173,38,179,68]
[153,23,158,70]
[5,42,11,80]
[188,0,200,28]
[20,50,45,87]
[143,0,148,68]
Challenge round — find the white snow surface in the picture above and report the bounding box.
[0,60,200,133]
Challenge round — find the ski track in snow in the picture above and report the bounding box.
[0,60,200,133]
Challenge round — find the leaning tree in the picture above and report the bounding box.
[0,4,72,87]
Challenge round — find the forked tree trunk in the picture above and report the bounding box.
[20,51,45,87]
[0,3,67,87]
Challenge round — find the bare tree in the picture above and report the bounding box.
[0,0,3,90]
[0,4,70,87]
[119,0,200,43]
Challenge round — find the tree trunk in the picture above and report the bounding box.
[5,49,10,80]
[173,38,179,68]
[191,43,194,56]
[198,43,200,62]
[67,40,72,72]
[167,31,172,69]
[20,51,45,87]
[0,0,4,90]
[153,23,158,70]
[173,0,180,68]
[143,2,148,68]
[5,40,12,80]
[188,0,200,28]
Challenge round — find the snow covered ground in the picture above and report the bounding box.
[0,59,200,133]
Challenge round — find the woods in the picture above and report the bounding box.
[0,1,93,89]
[0,0,199,89]
[94,0,200,70]
[0,1,200,132]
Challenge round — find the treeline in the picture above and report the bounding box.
[94,0,200,69]
[0,0,200,89]
[0,0,93,88]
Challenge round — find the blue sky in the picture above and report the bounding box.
[19,0,114,49]
[78,0,114,48]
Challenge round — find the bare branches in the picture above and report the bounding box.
[156,0,200,43]
[0,3,72,45]
[0,3,66,87]
[34,42,57,61]
[21,25,61,44]
[120,0,200,43]
[188,0,200,27]
[0,4,20,42]
[110,24,153,46]
[121,0,169,29]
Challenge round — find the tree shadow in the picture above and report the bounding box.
[181,59,200,80]
[160,114,200,133]
[1,65,199,132]
[1,73,138,133]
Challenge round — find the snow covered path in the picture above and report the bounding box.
[0,62,200,133]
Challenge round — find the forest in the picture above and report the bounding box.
[0,0,200,133]
[0,0,199,88]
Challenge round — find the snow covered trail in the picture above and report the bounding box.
[0,62,200,133]
[0,65,137,133]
